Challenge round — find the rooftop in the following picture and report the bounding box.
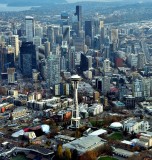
[63,135,105,154]
[89,129,107,136]
[112,101,125,107]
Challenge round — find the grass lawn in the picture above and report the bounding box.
[11,154,28,160]
[108,132,123,140]
[99,156,118,160]
[90,120,103,127]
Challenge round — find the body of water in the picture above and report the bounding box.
[0,4,34,12]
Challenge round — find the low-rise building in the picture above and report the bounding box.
[137,135,152,148]
[123,118,150,134]
[63,135,106,154]
[10,107,28,120]
[113,148,135,158]
[55,135,75,143]
[88,103,103,116]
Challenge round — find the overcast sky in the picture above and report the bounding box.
[66,0,122,2]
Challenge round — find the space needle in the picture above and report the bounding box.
[70,74,81,129]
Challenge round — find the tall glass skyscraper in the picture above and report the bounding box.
[20,42,37,77]
[25,16,35,42]
[46,55,61,87]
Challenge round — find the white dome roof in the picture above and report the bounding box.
[41,124,50,134]
[110,122,123,128]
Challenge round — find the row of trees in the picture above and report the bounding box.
[56,144,78,160]
[56,144,113,160]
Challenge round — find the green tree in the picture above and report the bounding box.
[57,144,63,159]
[72,149,78,160]
[64,148,72,160]
[75,129,81,138]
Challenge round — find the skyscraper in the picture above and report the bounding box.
[44,41,50,58]
[103,59,111,75]
[62,25,70,42]
[103,76,111,95]
[47,25,54,44]
[20,42,37,77]
[85,20,93,47]
[68,46,75,72]
[75,5,82,36]
[75,6,82,29]
[10,35,19,58]
[137,52,145,70]
[0,44,15,73]
[25,16,35,42]
[61,12,69,26]
[85,21,93,39]
[46,55,61,87]
[35,24,43,38]
[61,41,68,71]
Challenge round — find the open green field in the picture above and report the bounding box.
[99,156,118,160]
[11,154,28,160]
[108,132,123,140]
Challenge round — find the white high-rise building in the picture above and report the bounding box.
[25,16,35,42]
[7,68,15,84]
[46,55,61,87]
[35,25,43,38]
[142,78,150,98]
[103,59,111,75]
[86,56,92,70]
[33,36,41,48]
[10,35,19,58]
[127,53,138,68]
[111,28,119,43]
[133,79,143,98]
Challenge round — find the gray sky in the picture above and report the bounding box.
[66,0,122,2]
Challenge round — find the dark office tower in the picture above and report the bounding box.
[85,21,93,40]
[68,46,75,72]
[85,35,92,48]
[0,44,15,74]
[47,25,54,44]
[80,53,89,72]
[109,43,115,62]
[75,5,82,36]
[104,45,110,59]
[20,42,37,77]
[118,78,127,101]
[0,43,6,73]
[85,21,92,37]
[75,5,82,27]
[56,34,63,45]
[45,41,50,58]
